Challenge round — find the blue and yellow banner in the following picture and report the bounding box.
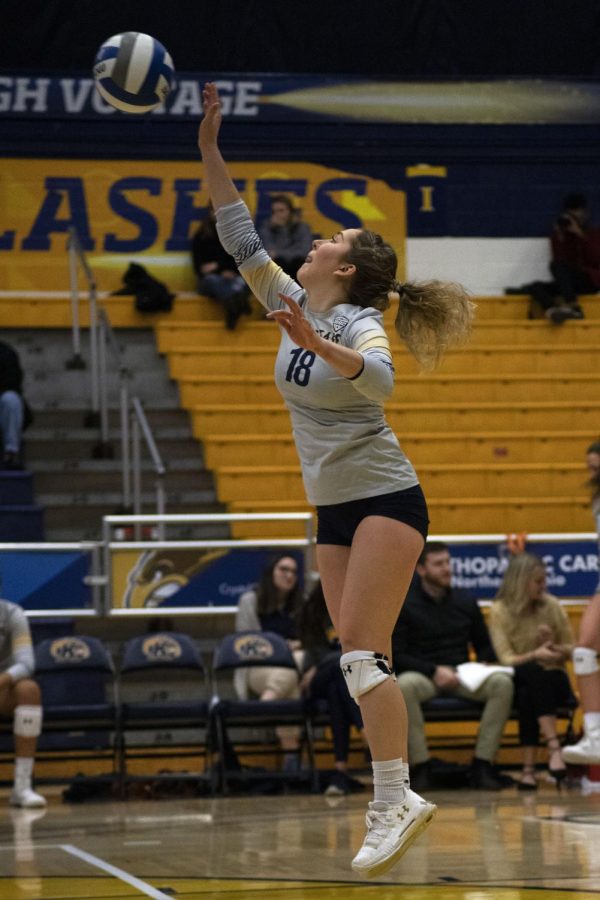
[0,158,406,292]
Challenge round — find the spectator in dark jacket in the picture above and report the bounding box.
[547,192,600,323]
[191,208,251,329]
[392,541,514,791]
[0,340,31,470]
[258,194,313,280]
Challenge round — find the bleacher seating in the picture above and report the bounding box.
[154,293,600,539]
[0,470,44,541]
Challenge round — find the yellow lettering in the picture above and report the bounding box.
[419,186,435,212]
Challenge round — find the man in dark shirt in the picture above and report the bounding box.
[392,541,514,791]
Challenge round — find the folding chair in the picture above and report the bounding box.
[117,632,212,795]
[211,630,317,794]
[33,635,118,785]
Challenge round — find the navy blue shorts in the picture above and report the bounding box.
[316,484,429,546]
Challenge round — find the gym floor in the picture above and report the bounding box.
[1,780,599,899]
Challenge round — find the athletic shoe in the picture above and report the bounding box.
[562,734,600,765]
[9,787,47,808]
[351,789,437,877]
[545,305,579,324]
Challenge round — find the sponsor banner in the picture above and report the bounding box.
[2,74,600,124]
[449,539,598,600]
[0,550,92,610]
[0,158,405,291]
[110,547,305,611]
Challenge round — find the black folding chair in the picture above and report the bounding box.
[211,630,317,793]
[117,632,212,795]
[33,635,118,785]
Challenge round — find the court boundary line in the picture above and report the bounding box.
[60,843,173,900]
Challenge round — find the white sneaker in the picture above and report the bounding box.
[9,787,47,809]
[562,734,600,765]
[351,789,437,877]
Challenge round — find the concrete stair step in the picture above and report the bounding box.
[30,408,190,428]
[25,437,202,462]
[43,502,227,542]
[37,488,217,507]
[33,469,214,493]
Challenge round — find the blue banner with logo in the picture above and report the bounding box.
[3,73,600,125]
[111,547,305,610]
[448,539,598,599]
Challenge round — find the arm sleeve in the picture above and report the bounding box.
[6,605,34,682]
[487,605,518,666]
[470,600,497,663]
[216,200,305,312]
[343,313,395,402]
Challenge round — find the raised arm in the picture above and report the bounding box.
[197,82,240,210]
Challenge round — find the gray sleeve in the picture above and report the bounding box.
[344,312,395,402]
[235,591,261,632]
[6,605,34,682]
[216,200,305,312]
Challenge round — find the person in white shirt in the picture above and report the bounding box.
[0,600,45,807]
[198,82,473,878]
[563,441,600,766]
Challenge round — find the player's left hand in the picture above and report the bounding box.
[267,294,322,352]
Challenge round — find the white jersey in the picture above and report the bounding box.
[216,200,419,506]
[0,599,35,683]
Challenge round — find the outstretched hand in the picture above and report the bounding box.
[267,294,321,352]
[198,82,222,151]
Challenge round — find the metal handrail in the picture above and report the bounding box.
[66,227,98,414]
[102,511,316,611]
[65,232,166,520]
[130,397,167,541]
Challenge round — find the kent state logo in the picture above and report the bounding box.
[234,634,274,661]
[142,635,183,661]
[50,637,91,663]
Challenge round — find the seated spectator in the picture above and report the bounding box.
[489,553,575,790]
[0,339,32,470]
[0,599,45,807]
[392,541,514,792]
[506,193,600,324]
[548,193,600,322]
[258,194,313,279]
[235,554,304,769]
[191,208,251,329]
[296,579,365,795]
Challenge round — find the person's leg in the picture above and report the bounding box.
[549,260,593,308]
[246,665,301,752]
[460,672,514,765]
[0,390,24,461]
[318,516,436,876]
[512,667,540,786]
[563,592,600,764]
[395,671,437,766]
[0,680,45,808]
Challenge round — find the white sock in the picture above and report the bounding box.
[14,757,34,792]
[372,758,409,804]
[584,712,600,735]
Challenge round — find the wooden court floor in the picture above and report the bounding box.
[0,781,599,900]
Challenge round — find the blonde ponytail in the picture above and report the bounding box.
[394,280,475,370]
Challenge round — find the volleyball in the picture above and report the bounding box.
[93,32,174,113]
